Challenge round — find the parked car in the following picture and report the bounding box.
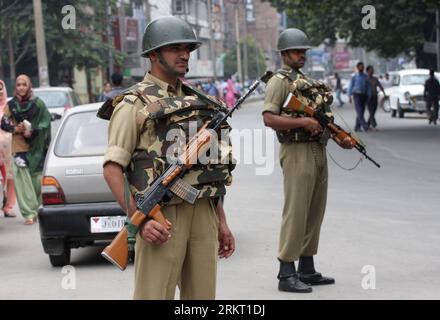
[38,103,125,267]
[33,87,82,138]
[33,87,82,120]
[384,69,440,118]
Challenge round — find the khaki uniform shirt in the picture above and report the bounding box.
[263,64,298,115]
[103,72,183,169]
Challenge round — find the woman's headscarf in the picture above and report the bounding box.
[0,80,8,116]
[14,74,33,103]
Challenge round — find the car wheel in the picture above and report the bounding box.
[49,245,71,267]
[391,109,396,117]
[398,103,404,118]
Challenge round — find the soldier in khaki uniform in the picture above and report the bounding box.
[102,16,235,300]
[262,29,354,293]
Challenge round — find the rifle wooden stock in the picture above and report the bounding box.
[102,205,170,270]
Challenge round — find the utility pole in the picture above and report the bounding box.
[119,1,126,69]
[105,0,113,79]
[234,4,243,85]
[208,0,217,80]
[436,9,440,70]
[242,3,248,82]
[33,0,50,86]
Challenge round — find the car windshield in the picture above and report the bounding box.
[55,111,108,157]
[401,74,428,86]
[34,91,69,108]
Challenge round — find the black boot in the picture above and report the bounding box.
[298,256,335,286]
[277,260,312,293]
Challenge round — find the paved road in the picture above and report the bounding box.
[1,100,439,300]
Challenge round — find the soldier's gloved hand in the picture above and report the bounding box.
[303,118,323,136]
[139,219,171,245]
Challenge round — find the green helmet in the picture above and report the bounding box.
[141,16,201,57]
[277,28,311,51]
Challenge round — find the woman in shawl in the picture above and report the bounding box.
[0,75,51,225]
[0,80,17,217]
[225,79,238,109]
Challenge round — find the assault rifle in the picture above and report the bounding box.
[282,92,381,168]
[102,72,274,270]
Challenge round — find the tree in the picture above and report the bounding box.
[267,0,439,68]
[224,36,266,80]
[0,0,34,81]
[0,0,123,96]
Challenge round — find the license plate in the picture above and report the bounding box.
[90,216,126,233]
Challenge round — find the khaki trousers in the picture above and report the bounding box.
[278,142,328,262]
[134,198,219,300]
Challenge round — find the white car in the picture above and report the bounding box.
[385,69,440,118]
[33,87,82,119]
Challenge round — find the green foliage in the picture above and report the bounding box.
[0,0,122,83]
[224,36,266,80]
[267,0,439,60]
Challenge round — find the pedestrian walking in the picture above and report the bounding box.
[106,72,125,100]
[334,72,344,107]
[0,80,17,218]
[225,79,237,108]
[97,82,112,102]
[206,78,219,99]
[348,62,372,132]
[366,66,386,130]
[424,69,440,125]
[0,75,51,225]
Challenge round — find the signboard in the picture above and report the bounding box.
[125,18,139,53]
[246,0,255,22]
[334,51,350,69]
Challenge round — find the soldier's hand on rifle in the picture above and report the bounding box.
[303,118,323,136]
[139,219,171,245]
[338,136,355,149]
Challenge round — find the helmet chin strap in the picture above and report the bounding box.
[157,51,188,77]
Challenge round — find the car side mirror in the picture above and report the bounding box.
[51,113,62,121]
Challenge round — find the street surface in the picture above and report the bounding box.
[1,98,439,299]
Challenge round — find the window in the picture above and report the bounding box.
[401,74,428,86]
[34,91,69,109]
[173,0,186,14]
[55,111,108,157]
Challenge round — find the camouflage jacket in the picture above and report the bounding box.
[103,74,235,205]
[276,67,334,143]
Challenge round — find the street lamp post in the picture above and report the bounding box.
[234,3,243,85]
[33,0,50,86]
